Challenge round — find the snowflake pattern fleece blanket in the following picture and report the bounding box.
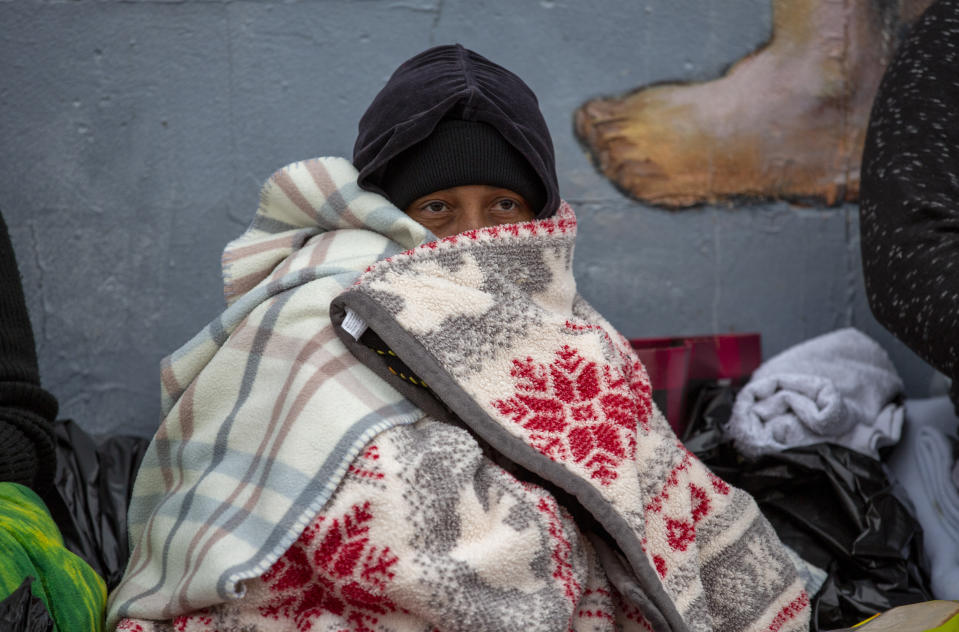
[111,157,809,632]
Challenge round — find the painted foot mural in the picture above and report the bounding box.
[575,0,934,209]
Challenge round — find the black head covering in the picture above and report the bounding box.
[0,210,57,493]
[353,44,559,218]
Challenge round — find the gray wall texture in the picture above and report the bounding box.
[0,0,937,437]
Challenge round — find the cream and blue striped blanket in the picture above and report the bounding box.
[106,157,431,628]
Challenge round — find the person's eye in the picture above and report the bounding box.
[422,201,450,214]
[494,198,519,212]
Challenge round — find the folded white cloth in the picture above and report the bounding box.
[726,328,904,459]
[886,396,959,600]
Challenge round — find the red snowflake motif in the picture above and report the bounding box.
[492,346,643,485]
[116,622,144,632]
[259,501,399,632]
[562,322,654,434]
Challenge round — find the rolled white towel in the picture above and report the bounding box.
[726,328,904,459]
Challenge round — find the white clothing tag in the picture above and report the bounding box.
[341,308,369,341]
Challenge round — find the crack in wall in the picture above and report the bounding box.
[429,0,444,45]
[711,208,721,332]
[224,3,240,229]
[843,205,858,327]
[27,221,48,347]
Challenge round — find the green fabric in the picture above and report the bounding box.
[0,482,105,631]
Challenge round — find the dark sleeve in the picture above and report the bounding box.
[859,0,959,404]
[0,210,57,492]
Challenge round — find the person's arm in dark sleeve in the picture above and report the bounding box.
[859,0,959,403]
[0,210,57,492]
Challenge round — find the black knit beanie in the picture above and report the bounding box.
[380,120,546,212]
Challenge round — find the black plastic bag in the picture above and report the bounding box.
[684,383,933,630]
[681,380,736,455]
[0,578,54,632]
[39,420,150,592]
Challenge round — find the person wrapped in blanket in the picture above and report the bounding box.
[108,45,812,632]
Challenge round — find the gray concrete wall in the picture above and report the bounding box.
[0,0,936,437]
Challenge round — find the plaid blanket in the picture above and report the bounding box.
[106,158,431,628]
